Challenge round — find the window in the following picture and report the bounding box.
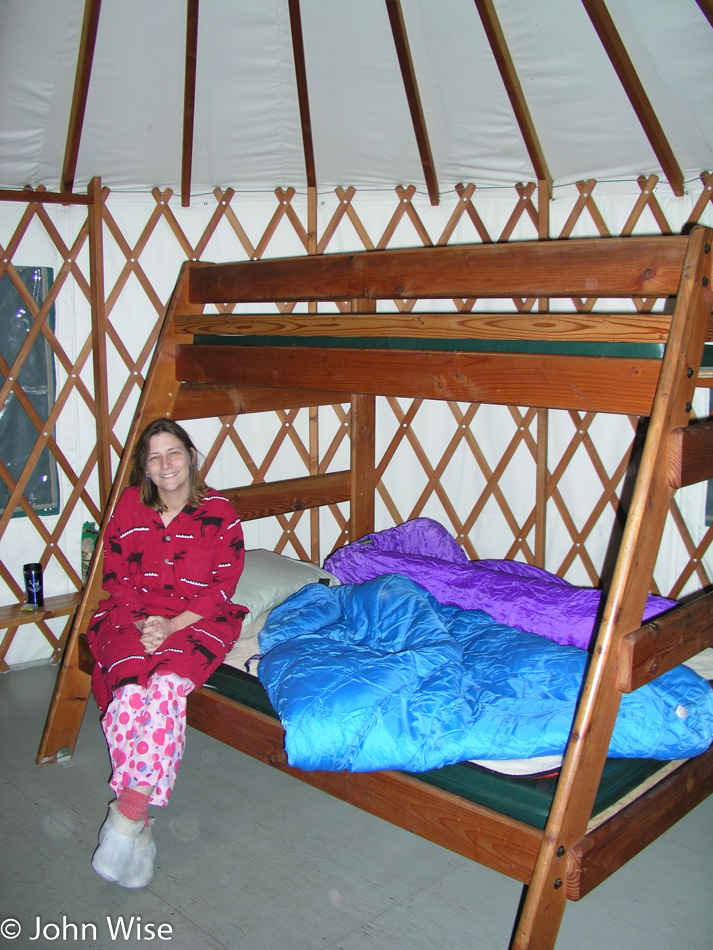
[0,267,59,516]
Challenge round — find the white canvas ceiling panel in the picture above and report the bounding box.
[300,0,428,191]
[192,1,306,192]
[494,0,656,185]
[611,0,713,176]
[401,0,535,189]
[0,0,83,188]
[74,0,186,191]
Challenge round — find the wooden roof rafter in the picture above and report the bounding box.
[181,0,200,207]
[581,0,685,197]
[385,0,440,206]
[474,0,553,200]
[288,0,317,191]
[61,0,102,194]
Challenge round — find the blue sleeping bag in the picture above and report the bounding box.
[257,574,713,773]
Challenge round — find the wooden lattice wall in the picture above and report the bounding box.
[1,174,712,669]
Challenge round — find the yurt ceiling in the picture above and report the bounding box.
[1,0,712,204]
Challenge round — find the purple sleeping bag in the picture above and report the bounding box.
[324,518,676,650]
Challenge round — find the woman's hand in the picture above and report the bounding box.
[139,615,175,655]
[138,610,203,654]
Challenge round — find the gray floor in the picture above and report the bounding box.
[1,664,711,950]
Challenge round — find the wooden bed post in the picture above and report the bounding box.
[512,227,713,949]
[534,408,548,568]
[88,177,113,511]
[350,394,376,541]
[349,297,376,541]
[36,263,197,764]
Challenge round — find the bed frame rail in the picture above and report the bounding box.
[187,235,689,303]
[172,382,351,419]
[568,740,713,900]
[186,687,544,884]
[619,589,713,692]
[175,342,664,414]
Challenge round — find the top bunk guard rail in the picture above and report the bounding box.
[187,235,690,303]
[40,228,713,950]
[174,344,664,415]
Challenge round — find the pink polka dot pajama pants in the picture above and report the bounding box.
[101,673,194,806]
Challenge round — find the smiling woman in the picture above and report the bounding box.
[84,419,246,890]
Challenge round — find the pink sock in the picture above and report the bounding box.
[117,787,151,824]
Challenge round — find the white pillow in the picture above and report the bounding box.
[223,610,270,674]
[232,549,339,626]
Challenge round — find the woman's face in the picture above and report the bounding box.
[145,432,193,507]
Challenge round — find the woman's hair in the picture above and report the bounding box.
[129,419,207,511]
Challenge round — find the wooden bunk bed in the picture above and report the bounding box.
[39,227,713,949]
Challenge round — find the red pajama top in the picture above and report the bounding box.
[87,485,246,712]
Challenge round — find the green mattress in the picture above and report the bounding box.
[194,334,668,359]
[203,663,665,830]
